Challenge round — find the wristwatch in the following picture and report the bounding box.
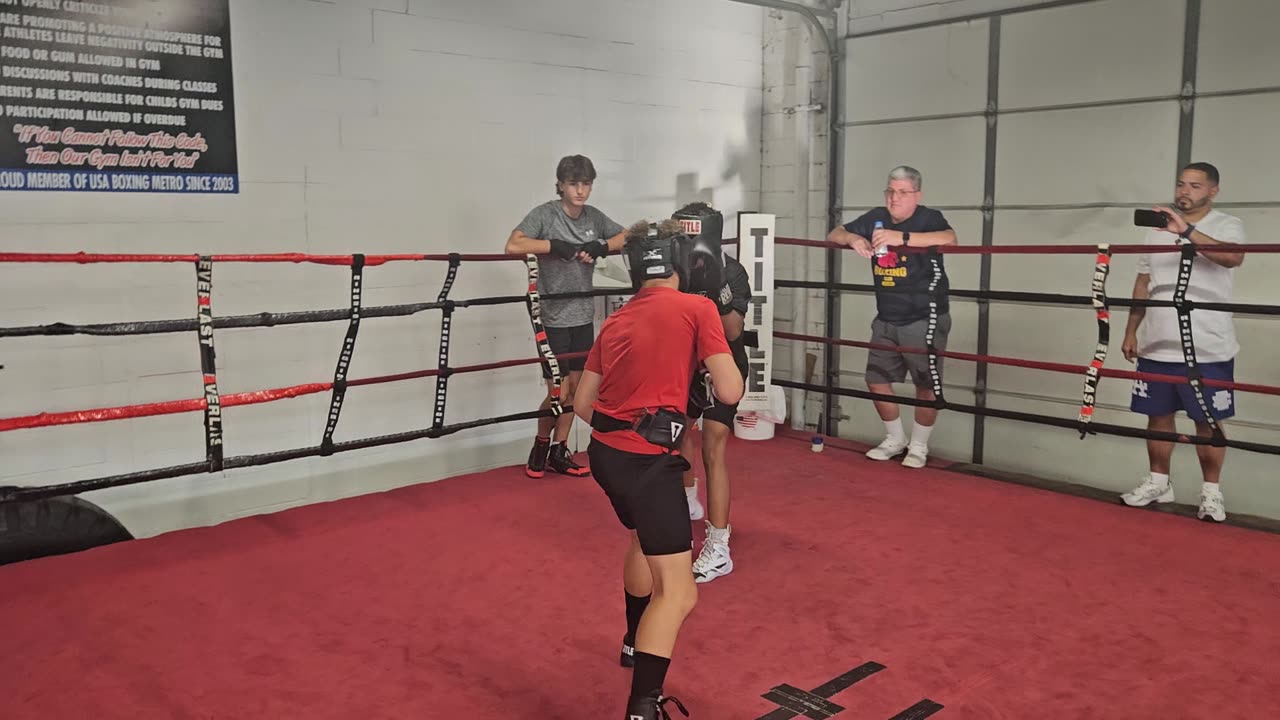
[902,231,911,246]
[1179,224,1196,240]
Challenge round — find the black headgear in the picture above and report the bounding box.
[623,223,693,291]
[672,203,724,259]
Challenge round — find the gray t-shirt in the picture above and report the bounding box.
[516,200,625,328]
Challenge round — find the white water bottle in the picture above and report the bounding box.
[873,220,887,257]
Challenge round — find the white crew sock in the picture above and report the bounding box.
[884,418,906,443]
[910,422,934,448]
[1151,472,1170,487]
[1202,480,1221,494]
[707,522,731,545]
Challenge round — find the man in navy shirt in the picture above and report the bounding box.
[827,166,958,468]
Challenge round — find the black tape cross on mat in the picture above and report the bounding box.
[755,661,945,720]
[756,662,884,719]
[888,699,945,719]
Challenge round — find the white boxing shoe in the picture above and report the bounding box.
[693,523,732,583]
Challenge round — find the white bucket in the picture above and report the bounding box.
[733,411,775,440]
[732,385,787,441]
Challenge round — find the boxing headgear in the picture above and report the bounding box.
[623,223,692,291]
[672,203,725,296]
[672,203,724,260]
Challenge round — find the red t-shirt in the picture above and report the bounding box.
[585,286,732,455]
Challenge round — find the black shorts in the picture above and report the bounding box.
[541,323,594,379]
[588,440,692,556]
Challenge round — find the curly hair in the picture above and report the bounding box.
[624,219,684,246]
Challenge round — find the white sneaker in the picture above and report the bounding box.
[901,443,928,469]
[866,436,909,461]
[686,483,704,521]
[1120,475,1175,507]
[1198,485,1226,523]
[692,523,732,583]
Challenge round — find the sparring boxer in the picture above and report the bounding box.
[573,219,744,720]
[505,155,627,479]
[673,202,752,584]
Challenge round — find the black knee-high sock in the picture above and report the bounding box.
[625,591,650,642]
[630,651,671,699]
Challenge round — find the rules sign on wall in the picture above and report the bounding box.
[0,0,236,193]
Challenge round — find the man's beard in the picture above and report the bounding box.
[1175,196,1208,212]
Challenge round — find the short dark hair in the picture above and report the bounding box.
[675,201,715,216]
[555,155,596,196]
[1181,162,1220,186]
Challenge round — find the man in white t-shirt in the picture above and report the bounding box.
[1119,162,1246,522]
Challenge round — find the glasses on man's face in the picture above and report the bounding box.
[884,189,918,199]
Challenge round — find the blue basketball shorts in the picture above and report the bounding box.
[1130,358,1235,422]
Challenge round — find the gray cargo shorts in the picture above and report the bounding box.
[865,313,951,387]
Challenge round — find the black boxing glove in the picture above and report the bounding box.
[579,239,607,258]
[689,367,715,411]
[685,240,724,297]
[546,238,577,260]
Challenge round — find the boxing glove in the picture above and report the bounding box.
[685,239,724,298]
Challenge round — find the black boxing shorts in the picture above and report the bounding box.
[541,323,593,379]
[587,440,693,557]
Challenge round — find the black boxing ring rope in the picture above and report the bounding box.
[3,238,1280,505]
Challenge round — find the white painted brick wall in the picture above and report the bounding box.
[0,0,764,538]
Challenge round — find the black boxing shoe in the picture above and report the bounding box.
[525,436,551,478]
[548,442,591,477]
[624,690,688,720]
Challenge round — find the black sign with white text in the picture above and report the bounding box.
[0,0,236,193]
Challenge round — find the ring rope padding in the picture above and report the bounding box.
[1174,244,1226,444]
[431,254,463,430]
[525,253,565,417]
[1078,245,1112,437]
[195,256,223,472]
[925,249,946,408]
[320,254,365,455]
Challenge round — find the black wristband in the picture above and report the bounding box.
[1179,224,1196,240]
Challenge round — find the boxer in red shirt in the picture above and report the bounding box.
[574,219,744,720]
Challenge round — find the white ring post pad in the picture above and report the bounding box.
[737,214,775,413]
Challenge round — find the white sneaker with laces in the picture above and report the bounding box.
[692,522,732,583]
[1198,484,1226,522]
[1120,475,1175,507]
[686,482,704,521]
[901,443,928,469]
[866,436,909,461]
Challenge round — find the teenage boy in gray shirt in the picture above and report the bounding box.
[505,154,627,478]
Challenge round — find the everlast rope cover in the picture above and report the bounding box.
[1078,245,1112,437]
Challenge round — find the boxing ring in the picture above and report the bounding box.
[3,233,1280,719]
